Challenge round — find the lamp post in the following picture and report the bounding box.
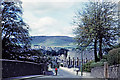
[77,43,93,76]
[80,46,88,76]
[81,50,83,76]
[78,46,85,76]
[76,47,83,76]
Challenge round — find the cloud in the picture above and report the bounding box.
[22,2,75,14]
[21,0,89,2]
[21,2,77,37]
[28,17,57,34]
[21,0,87,37]
[26,16,75,37]
[21,0,119,3]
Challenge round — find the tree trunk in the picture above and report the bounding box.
[99,37,102,60]
[94,39,99,62]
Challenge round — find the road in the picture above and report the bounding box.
[26,68,81,80]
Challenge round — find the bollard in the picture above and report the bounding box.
[73,57,75,67]
[68,57,71,66]
[77,57,79,66]
[76,70,78,75]
[104,62,109,78]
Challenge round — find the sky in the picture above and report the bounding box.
[21,0,119,37]
[21,0,89,37]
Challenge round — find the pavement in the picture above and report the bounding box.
[2,66,94,80]
[60,67,94,78]
[2,75,44,80]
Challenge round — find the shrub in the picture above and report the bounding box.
[107,48,120,65]
[89,59,107,68]
[90,62,104,68]
[102,55,108,60]
[83,59,107,72]
[83,60,94,72]
[100,59,107,63]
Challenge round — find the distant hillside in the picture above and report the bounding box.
[30,36,75,48]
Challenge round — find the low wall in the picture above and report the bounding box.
[91,66,104,78]
[91,64,120,78]
[0,59,48,78]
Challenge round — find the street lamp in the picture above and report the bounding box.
[79,45,88,76]
[81,49,83,76]
[76,46,85,76]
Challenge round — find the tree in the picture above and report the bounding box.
[73,1,119,61]
[57,48,68,56]
[1,1,31,59]
[73,2,99,62]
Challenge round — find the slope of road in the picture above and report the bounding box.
[25,67,94,80]
[4,67,94,80]
[60,67,94,78]
[26,68,81,79]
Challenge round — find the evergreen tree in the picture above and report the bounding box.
[1,1,31,59]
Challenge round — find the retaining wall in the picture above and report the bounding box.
[0,59,48,78]
[91,64,120,78]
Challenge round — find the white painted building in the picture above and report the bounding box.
[67,50,94,61]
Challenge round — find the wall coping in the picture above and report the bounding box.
[109,64,120,67]
[91,64,120,69]
[0,59,43,65]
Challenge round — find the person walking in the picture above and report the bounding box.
[55,67,58,76]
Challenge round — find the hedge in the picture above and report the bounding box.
[107,48,120,65]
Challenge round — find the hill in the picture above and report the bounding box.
[30,36,75,48]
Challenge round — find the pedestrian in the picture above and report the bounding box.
[55,67,58,75]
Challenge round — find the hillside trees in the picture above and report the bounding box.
[73,1,119,61]
[1,1,31,59]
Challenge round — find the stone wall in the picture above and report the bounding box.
[91,64,120,78]
[0,59,48,78]
[108,65,120,78]
[91,66,104,78]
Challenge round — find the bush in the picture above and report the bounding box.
[90,62,104,68]
[102,55,108,60]
[100,59,107,63]
[83,60,94,72]
[107,48,120,65]
[83,59,107,72]
[90,58,107,68]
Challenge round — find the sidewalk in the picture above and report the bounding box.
[2,75,44,80]
[3,66,54,80]
[2,67,94,80]
[60,66,94,78]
